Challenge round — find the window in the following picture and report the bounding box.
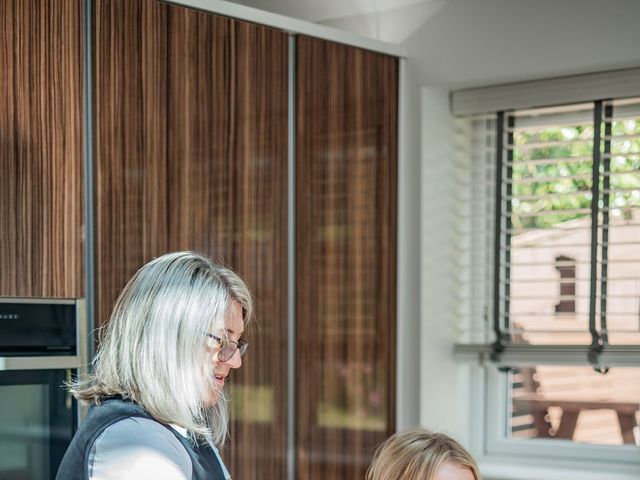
[454,88,640,475]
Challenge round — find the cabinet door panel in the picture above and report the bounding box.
[296,35,398,480]
[94,1,288,477]
[0,0,84,298]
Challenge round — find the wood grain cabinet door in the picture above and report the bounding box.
[0,0,84,298]
[296,35,398,480]
[94,1,288,477]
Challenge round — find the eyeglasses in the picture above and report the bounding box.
[207,334,249,362]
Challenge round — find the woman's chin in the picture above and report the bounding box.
[204,387,223,406]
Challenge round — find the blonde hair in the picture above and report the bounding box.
[366,427,481,480]
[71,251,253,446]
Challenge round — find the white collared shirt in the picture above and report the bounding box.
[88,417,231,480]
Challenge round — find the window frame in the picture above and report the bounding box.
[452,91,640,477]
[483,367,640,469]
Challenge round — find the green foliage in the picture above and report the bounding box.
[511,118,640,230]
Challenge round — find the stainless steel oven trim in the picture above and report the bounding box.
[76,298,88,371]
[0,297,76,304]
[0,356,82,371]
[76,298,89,421]
[0,298,88,374]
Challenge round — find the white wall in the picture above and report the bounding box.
[419,85,475,444]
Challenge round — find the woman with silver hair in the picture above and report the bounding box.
[56,251,253,480]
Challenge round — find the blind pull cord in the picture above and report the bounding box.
[491,112,507,364]
[587,100,611,374]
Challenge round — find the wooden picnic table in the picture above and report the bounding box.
[513,394,639,444]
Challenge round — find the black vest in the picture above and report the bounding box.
[56,397,227,480]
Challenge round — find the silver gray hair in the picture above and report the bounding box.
[71,251,253,445]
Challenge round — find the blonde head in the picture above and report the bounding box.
[71,251,253,445]
[366,427,481,480]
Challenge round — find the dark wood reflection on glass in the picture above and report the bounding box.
[296,35,398,480]
[94,1,288,477]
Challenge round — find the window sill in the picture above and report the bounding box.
[479,457,640,480]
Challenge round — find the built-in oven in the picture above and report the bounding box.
[0,299,87,480]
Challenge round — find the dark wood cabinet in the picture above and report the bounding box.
[295,35,398,480]
[0,0,84,298]
[93,1,289,477]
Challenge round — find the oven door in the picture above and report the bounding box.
[0,367,76,480]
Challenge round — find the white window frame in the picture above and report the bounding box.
[460,364,640,480]
[485,370,634,464]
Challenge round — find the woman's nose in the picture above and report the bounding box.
[225,348,242,368]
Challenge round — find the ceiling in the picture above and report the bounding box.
[226,0,446,43]
[225,0,435,22]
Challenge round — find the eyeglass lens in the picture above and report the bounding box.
[219,339,248,362]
